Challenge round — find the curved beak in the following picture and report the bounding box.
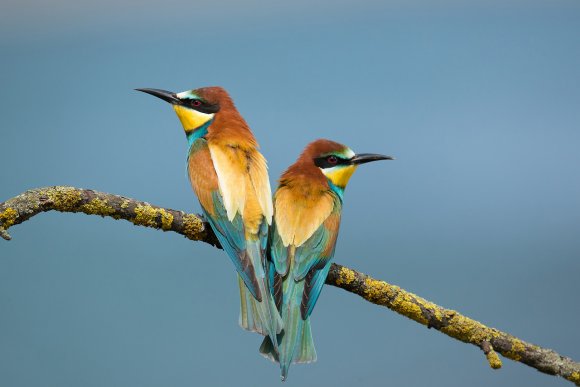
[135,88,180,104]
[351,153,395,165]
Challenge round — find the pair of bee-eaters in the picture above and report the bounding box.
[137,86,393,380]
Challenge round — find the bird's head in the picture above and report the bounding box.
[298,139,394,193]
[136,86,232,137]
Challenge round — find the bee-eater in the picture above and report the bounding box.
[260,139,393,380]
[136,86,282,347]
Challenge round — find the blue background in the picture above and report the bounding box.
[1,1,579,386]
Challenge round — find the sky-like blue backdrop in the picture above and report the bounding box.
[1,1,579,386]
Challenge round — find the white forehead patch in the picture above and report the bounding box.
[343,147,355,159]
[176,90,199,99]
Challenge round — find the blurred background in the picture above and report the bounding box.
[1,1,579,386]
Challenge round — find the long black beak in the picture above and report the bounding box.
[135,88,180,104]
[351,153,395,165]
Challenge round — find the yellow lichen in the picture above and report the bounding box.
[336,267,356,286]
[505,338,526,361]
[485,348,503,369]
[363,277,395,304]
[134,205,158,227]
[361,275,462,328]
[80,198,115,217]
[440,313,497,344]
[160,210,173,230]
[46,187,82,212]
[133,205,174,231]
[390,290,429,325]
[182,214,204,239]
[360,274,507,351]
[567,371,580,384]
[0,207,18,228]
[120,199,130,209]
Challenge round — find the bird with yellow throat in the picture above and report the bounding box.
[136,87,283,349]
[260,139,393,380]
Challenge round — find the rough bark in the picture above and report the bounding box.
[1,186,579,386]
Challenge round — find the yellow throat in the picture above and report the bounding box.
[322,165,358,188]
[173,105,214,132]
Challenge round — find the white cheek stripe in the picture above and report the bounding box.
[195,110,214,122]
[320,166,341,177]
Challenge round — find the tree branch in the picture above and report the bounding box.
[1,186,579,386]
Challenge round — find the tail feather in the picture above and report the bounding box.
[274,279,317,381]
[238,275,265,334]
[259,324,317,365]
[239,241,283,347]
[295,318,316,364]
[259,335,280,363]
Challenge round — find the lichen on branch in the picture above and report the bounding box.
[1,186,579,386]
[0,186,219,246]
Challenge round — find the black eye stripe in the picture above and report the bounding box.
[314,155,351,169]
[179,98,220,114]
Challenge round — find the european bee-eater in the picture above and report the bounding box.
[136,86,282,347]
[260,139,393,380]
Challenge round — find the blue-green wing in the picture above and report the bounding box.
[203,191,262,301]
[269,216,336,281]
[269,221,289,276]
[268,207,341,319]
[293,223,334,282]
[266,210,338,322]
[293,214,340,319]
[268,221,288,311]
[300,261,333,319]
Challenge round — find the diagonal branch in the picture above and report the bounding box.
[1,186,579,386]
